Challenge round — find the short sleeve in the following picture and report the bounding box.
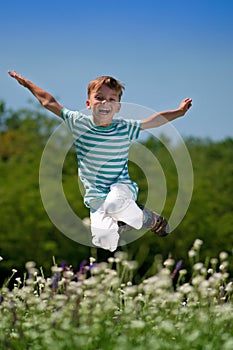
[126,119,142,141]
[61,107,82,131]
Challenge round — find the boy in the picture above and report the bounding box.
[8,71,192,252]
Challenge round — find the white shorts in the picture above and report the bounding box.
[90,183,143,252]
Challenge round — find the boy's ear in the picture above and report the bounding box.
[86,100,91,109]
[116,102,121,113]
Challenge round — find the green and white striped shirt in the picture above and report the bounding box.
[62,108,141,208]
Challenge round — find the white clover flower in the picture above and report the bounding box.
[107,257,115,264]
[12,269,17,273]
[200,267,207,275]
[83,276,99,287]
[89,257,96,265]
[223,272,229,280]
[51,266,63,273]
[210,258,218,266]
[124,286,138,296]
[192,275,204,286]
[198,280,210,293]
[130,320,145,330]
[219,251,228,261]
[193,239,203,250]
[25,261,36,270]
[108,277,120,288]
[163,258,175,268]
[122,260,138,270]
[15,277,21,284]
[188,250,196,258]
[225,282,233,293]
[209,272,223,287]
[219,261,228,271]
[160,320,174,333]
[82,217,91,227]
[104,268,117,277]
[63,270,74,279]
[36,276,45,284]
[114,251,128,261]
[193,262,204,271]
[179,283,193,294]
[135,293,145,303]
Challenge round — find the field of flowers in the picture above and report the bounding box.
[0,239,233,350]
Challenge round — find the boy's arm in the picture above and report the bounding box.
[141,98,192,130]
[8,71,63,118]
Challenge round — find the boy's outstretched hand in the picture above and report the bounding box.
[8,70,63,117]
[8,70,28,87]
[178,98,192,116]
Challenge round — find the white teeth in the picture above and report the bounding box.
[99,109,110,113]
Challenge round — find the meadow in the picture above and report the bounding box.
[0,239,232,350]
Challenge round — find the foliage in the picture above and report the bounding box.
[0,242,233,350]
[0,101,232,284]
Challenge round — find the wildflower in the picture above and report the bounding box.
[51,272,59,291]
[219,261,228,271]
[219,251,228,261]
[114,251,128,261]
[225,282,233,293]
[130,320,145,330]
[89,257,96,266]
[192,275,204,286]
[164,258,175,268]
[210,258,218,266]
[193,239,203,250]
[82,217,91,227]
[51,266,63,273]
[179,269,187,277]
[122,260,138,270]
[188,250,196,258]
[63,270,74,279]
[0,256,3,262]
[25,261,36,270]
[179,283,193,294]
[193,262,204,271]
[12,269,17,273]
[171,260,183,280]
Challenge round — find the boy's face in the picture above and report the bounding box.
[86,84,121,126]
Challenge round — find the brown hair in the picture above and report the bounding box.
[87,76,125,101]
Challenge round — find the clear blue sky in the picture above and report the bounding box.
[1,0,233,140]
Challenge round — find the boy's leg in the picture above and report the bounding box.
[104,183,169,237]
[118,205,169,237]
[104,183,143,229]
[90,205,119,252]
[138,204,170,237]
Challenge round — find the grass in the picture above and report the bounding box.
[0,239,233,350]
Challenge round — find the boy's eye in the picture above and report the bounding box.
[95,95,103,101]
[94,95,117,102]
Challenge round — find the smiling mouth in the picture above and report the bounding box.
[98,108,111,114]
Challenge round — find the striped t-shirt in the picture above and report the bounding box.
[62,108,142,208]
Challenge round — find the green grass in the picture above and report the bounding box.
[0,240,233,350]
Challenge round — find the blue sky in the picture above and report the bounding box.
[1,0,233,140]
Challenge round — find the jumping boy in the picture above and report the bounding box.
[8,71,192,252]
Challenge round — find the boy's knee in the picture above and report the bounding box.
[104,197,129,215]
